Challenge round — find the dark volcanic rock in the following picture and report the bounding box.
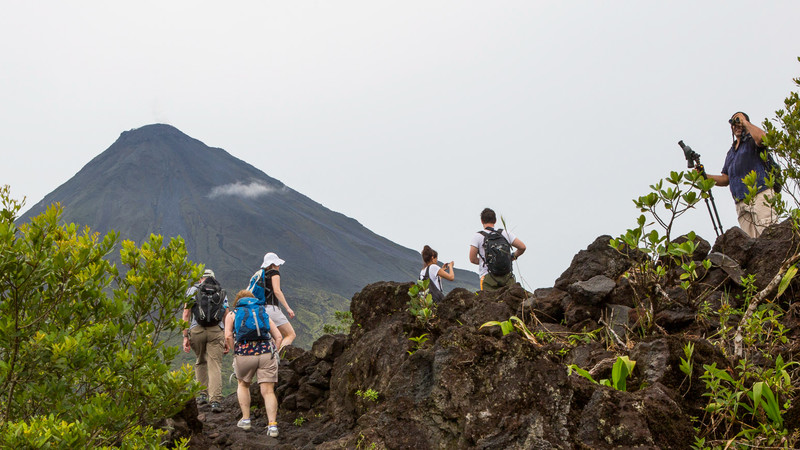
[554,235,639,291]
[576,382,692,448]
[712,219,798,290]
[526,287,568,323]
[178,226,800,449]
[568,275,617,305]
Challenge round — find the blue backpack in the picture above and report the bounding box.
[234,296,271,343]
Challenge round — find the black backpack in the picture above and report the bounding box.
[480,228,513,276]
[191,277,226,327]
[259,269,277,306]
[420,265,444,303]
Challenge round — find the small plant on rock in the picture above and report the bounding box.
[697,356,797,446]
[407,333,429,355]
[323,310,353,334]
[679,341,695,393]
[356,388,379,402]
[407,279,436,326]
[567,355,636,392]
[480,316,540,343]
[610,170,715,334]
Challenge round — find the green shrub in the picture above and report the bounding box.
[407,279,435,326]
[0,186,198,448]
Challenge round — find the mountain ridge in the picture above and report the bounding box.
[19,123,479,346]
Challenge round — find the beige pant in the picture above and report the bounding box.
[735,189,778,238]
[189,325,225,403]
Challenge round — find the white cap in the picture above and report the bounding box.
[261,252,285,268]
[202,269,215,278]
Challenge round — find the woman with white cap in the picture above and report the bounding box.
[247,252,296,349]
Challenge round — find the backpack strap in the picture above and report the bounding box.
[428,265,442,292]
[260,269,278,307]
[478,230,490,264]
[260,269,269,304]
[423,265,433,281]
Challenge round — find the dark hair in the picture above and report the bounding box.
[422,245,438,264]
[480,208,496,224]
[730,112,751,143]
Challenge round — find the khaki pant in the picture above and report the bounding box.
[189,325,225,403]
[480,272,515,292]
[736,189,779,238]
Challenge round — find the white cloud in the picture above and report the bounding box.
[208,182,280,199]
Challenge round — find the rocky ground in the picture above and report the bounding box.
[165,221,800,449]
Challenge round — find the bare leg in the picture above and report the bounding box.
[237,379,251,420]
[260,382,278,424]
[277,322,296,349]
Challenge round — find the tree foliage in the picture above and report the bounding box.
[0,185,200,448]
[763,58,800,215]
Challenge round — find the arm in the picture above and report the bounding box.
[705,172,730,187]
[469,246,480,265]
[269,318,283,350]
[221,306,229,354]
[438,262,455,281]
[511,238,526,260]
[224,312,235,353]
[272,275,295,319]
[182,306,191,353]
[734,112,767,146]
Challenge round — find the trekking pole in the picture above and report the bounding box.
[678,141,724,237]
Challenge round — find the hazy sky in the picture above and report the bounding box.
[2,2,799,291]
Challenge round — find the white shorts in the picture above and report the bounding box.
[266,304,289,327]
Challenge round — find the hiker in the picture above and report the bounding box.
[225,289,283,436]
[247,252,296,350]
[420,245,455,303]
[704,111,779,238]
[469,208,526,291]
[183,268,229,412]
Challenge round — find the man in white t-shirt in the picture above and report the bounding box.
[469,208,526,291]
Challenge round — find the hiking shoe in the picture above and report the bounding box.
[237,419,251,430]
[267,423,279,437]
[210,401,222,413]
[196,394,208,405]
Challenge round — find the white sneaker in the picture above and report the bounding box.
[237,419,251,430]
[267,424,279,437]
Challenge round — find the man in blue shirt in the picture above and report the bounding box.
[705,112,778,238]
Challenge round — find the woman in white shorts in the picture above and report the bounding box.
[247,252,297,349]
[225,290,283,436]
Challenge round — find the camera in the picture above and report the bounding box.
[678,140,701,169]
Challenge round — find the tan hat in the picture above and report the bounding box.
[203,269,215,278]
[261,252,285,268]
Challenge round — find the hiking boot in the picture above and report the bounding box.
[196,394,208,405]
[210,401,222,413]
[267,422,279,437]
[237,419,251,430]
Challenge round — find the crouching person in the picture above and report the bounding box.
[224,289,283,437]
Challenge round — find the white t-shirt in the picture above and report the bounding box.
[419,264,443,292]
[470,228,517,277]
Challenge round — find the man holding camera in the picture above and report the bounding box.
[705,112,778,238]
